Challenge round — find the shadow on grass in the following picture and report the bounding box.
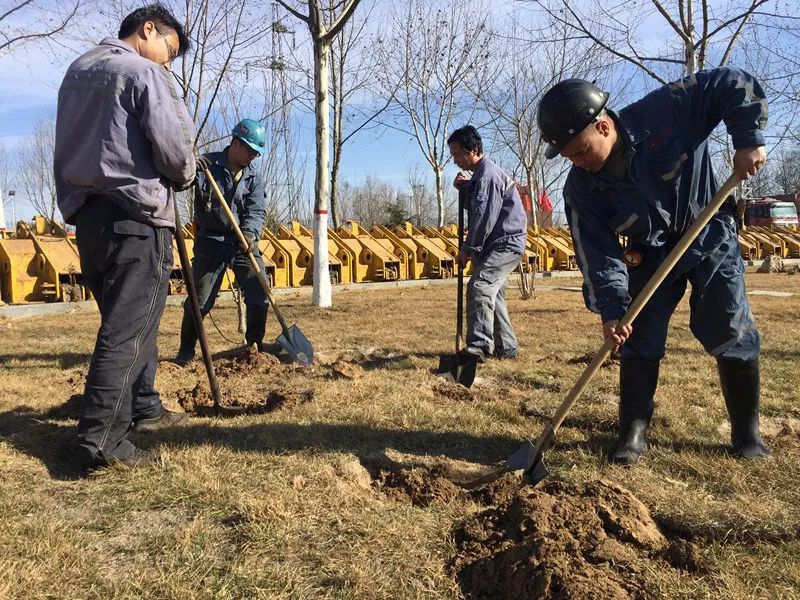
[0,405,523,481]
[0,352,91,370]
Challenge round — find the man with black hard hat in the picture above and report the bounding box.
[538,68,768,464]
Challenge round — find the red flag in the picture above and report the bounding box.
[538,190,553,212]
[515,183,532,213]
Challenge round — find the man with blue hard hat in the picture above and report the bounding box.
[537,68,769,464]
[174,118,269,364]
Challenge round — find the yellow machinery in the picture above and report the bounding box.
[532,227,576,270]
[525,229,553,272]
[0,217,89,303]
[277,222,343,286]
[433,224,474,275]
[737,233,759,261]
[384,222,454,279]
[750,226,800,258]
[335,221,401,282]
[326,228,356,284]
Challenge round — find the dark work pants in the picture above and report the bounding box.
[75,198,172,463]
[182,235,269,317]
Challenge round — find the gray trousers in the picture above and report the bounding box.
[466,249,522,356]
[75,198,172,464]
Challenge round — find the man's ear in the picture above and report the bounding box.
[595,118,611,137]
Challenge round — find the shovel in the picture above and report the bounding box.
[436,186,479,387]
[466,172,741,489]
[202,165,314,365]
[172,196,245,417]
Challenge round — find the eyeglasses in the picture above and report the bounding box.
[154,27,178,62]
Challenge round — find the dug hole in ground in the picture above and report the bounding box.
[0,272,798,599]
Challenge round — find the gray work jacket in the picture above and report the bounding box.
[54,38,196,228]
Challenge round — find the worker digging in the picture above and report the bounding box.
[538,67,769,464]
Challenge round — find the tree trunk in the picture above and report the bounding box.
[526,168,538,230]
[434,165,444,227]
[312,37,333,307]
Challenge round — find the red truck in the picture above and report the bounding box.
[746,197,799,227]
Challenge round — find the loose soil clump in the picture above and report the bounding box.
[453,479,669,600]
[432,380,491,403]
[371,463,463,507]
[330,359,365,380]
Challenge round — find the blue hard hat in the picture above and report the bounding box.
[231,118,266,155]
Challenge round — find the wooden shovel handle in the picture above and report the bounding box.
[201,165,292,336]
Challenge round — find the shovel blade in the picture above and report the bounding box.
[436,353,478,388]
[276,324,313,365]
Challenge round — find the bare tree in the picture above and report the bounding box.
[0,0,82,57]
[480,8,606,228]
[276,0,362,308]
[328,1,394,228]
[376,0,492,226]
[15,118,58,226]
[531,0,771,85]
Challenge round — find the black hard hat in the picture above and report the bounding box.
[538,79,609,159]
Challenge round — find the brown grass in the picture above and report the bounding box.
[0,271,799,599]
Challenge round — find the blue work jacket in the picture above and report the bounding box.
[193,147,267,243]
[463,157,527,259]
[564,67,767,322]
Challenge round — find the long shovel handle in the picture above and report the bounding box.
[456,187,466,352]
[532,173,741,457]
[172,196,224,414]
[201,165,293,338]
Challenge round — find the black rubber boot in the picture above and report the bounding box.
[611,358,660,465]
[717,357,769,459]
[174,310,198,366]
[245,304,268,351]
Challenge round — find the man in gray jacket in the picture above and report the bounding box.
[448,126,527,362]
[54,3,196,470]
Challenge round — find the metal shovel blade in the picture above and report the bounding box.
[436,353,478,388]
[463,438,550,490]
[276,324,313,365]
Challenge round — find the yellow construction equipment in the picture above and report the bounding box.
[533,228,576,270]
[8,218,88,302]
[750,226,800,258]
[335,221,401,282]
[434,224,474,275]
[0,237,38,303]
[383,222,454,279]
[277,222,343,286]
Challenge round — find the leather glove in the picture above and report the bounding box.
[196,155,211,173]
[243,233,259,255]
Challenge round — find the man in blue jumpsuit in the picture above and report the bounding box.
[537,68,769,464]
[448,126,528,362]
[174,119,269,364]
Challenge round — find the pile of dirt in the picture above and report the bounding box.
[330,359,365,380]
[176,382,213,413]
[263,387,314,412]
[216,345,286,377]
[370,463,463,507]
[453,479,669,600]
[432,380,492,403]
[757,254,784,273]
[567,351,621,367]
[762,418,800,450]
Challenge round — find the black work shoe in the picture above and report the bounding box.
[101,447,157,469]
[134,409,189,433]
[611,421,649,465]
[491,350,519,360]
[718,357,770,460]
[611,358,660,466]
[174,310,199,365]
[460,346,486,364]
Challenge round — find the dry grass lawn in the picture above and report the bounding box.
[1,272,799,599]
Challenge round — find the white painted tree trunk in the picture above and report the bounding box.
[434,165,445,227]
[312,37,333,307]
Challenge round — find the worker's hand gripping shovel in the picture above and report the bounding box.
[436,186,478,387]
[466,173,742,489]
[202,165,314,365]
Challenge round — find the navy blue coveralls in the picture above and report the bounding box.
[185,147,268,315]
[564,67,766,362]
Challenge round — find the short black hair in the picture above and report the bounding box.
[118,3,190,57]
[447,126,483,154]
